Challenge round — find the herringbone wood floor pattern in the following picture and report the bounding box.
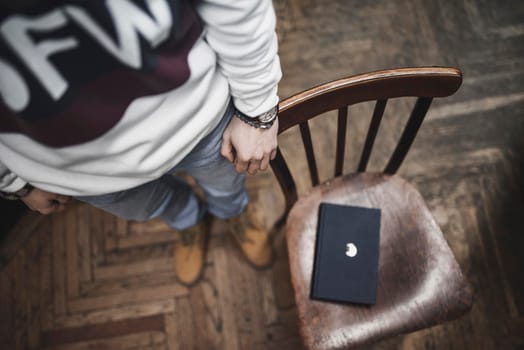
[1,0,524,349]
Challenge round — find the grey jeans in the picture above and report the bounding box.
[77,103,248,230]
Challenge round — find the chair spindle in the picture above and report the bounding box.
[384,97,433,174]
[334,107,348,177]
[299,122,320,186]
[271,148,297,216]
[357,99,388,172]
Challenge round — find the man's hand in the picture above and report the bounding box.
[221,116,278,175]
[21,187,71,214]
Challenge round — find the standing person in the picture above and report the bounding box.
[0,0,281,285]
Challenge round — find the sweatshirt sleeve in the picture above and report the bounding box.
[0,160,27,193]
[196,0,282,117]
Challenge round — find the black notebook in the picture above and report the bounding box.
[311,203,381,305]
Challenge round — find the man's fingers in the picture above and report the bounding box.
[55,203,66,213]
[233,154,249,174]
[55,195,71,204]
[40,206,55,215]
[247,160,261,175]
[235,163,249,173]
[270,149,277,160]
[239,153,273,174]
[38,200,57,215]
[21,187,70,215]
[259,154,270,171]
[220,138,235,163]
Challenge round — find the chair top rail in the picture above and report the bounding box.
[278,67,462,133]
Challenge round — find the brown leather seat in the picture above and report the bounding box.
[286,173,472,349]
[270,67,473,349]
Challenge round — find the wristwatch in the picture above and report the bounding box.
[0,183,34,200]
[234,105,278,129]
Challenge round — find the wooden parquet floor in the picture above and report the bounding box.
[1,0,524,349]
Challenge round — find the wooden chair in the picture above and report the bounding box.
[270,67,473,350]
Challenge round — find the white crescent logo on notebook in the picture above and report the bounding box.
[345,243,358,257]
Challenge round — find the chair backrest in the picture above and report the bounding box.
[270,67,462,217]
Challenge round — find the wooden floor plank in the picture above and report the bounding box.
[41,331,165,350]
[108,230,177,250]
[173,296,197,350]
[80,269,179,298]
[52,214,67,316]
[76,205,92,283]
[210,234,242,350]
[68,284,188,313]
[39,219,55,331]
[164,310,178,350]
[27,233,42,348]
[0,260,14,348]
[94,256,173,280]
[40,315,164,348]
[53,298,175,328]
[66,209,80,298]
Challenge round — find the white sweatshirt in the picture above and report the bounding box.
[0,0,281,195]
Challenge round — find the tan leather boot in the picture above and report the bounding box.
[227,209,273,269]
[174,219,209,286]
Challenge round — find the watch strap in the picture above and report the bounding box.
[0,183,34,200]
[234,105,278,129]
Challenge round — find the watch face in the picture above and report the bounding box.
[258,106,278,123]
[234,105,277,128]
